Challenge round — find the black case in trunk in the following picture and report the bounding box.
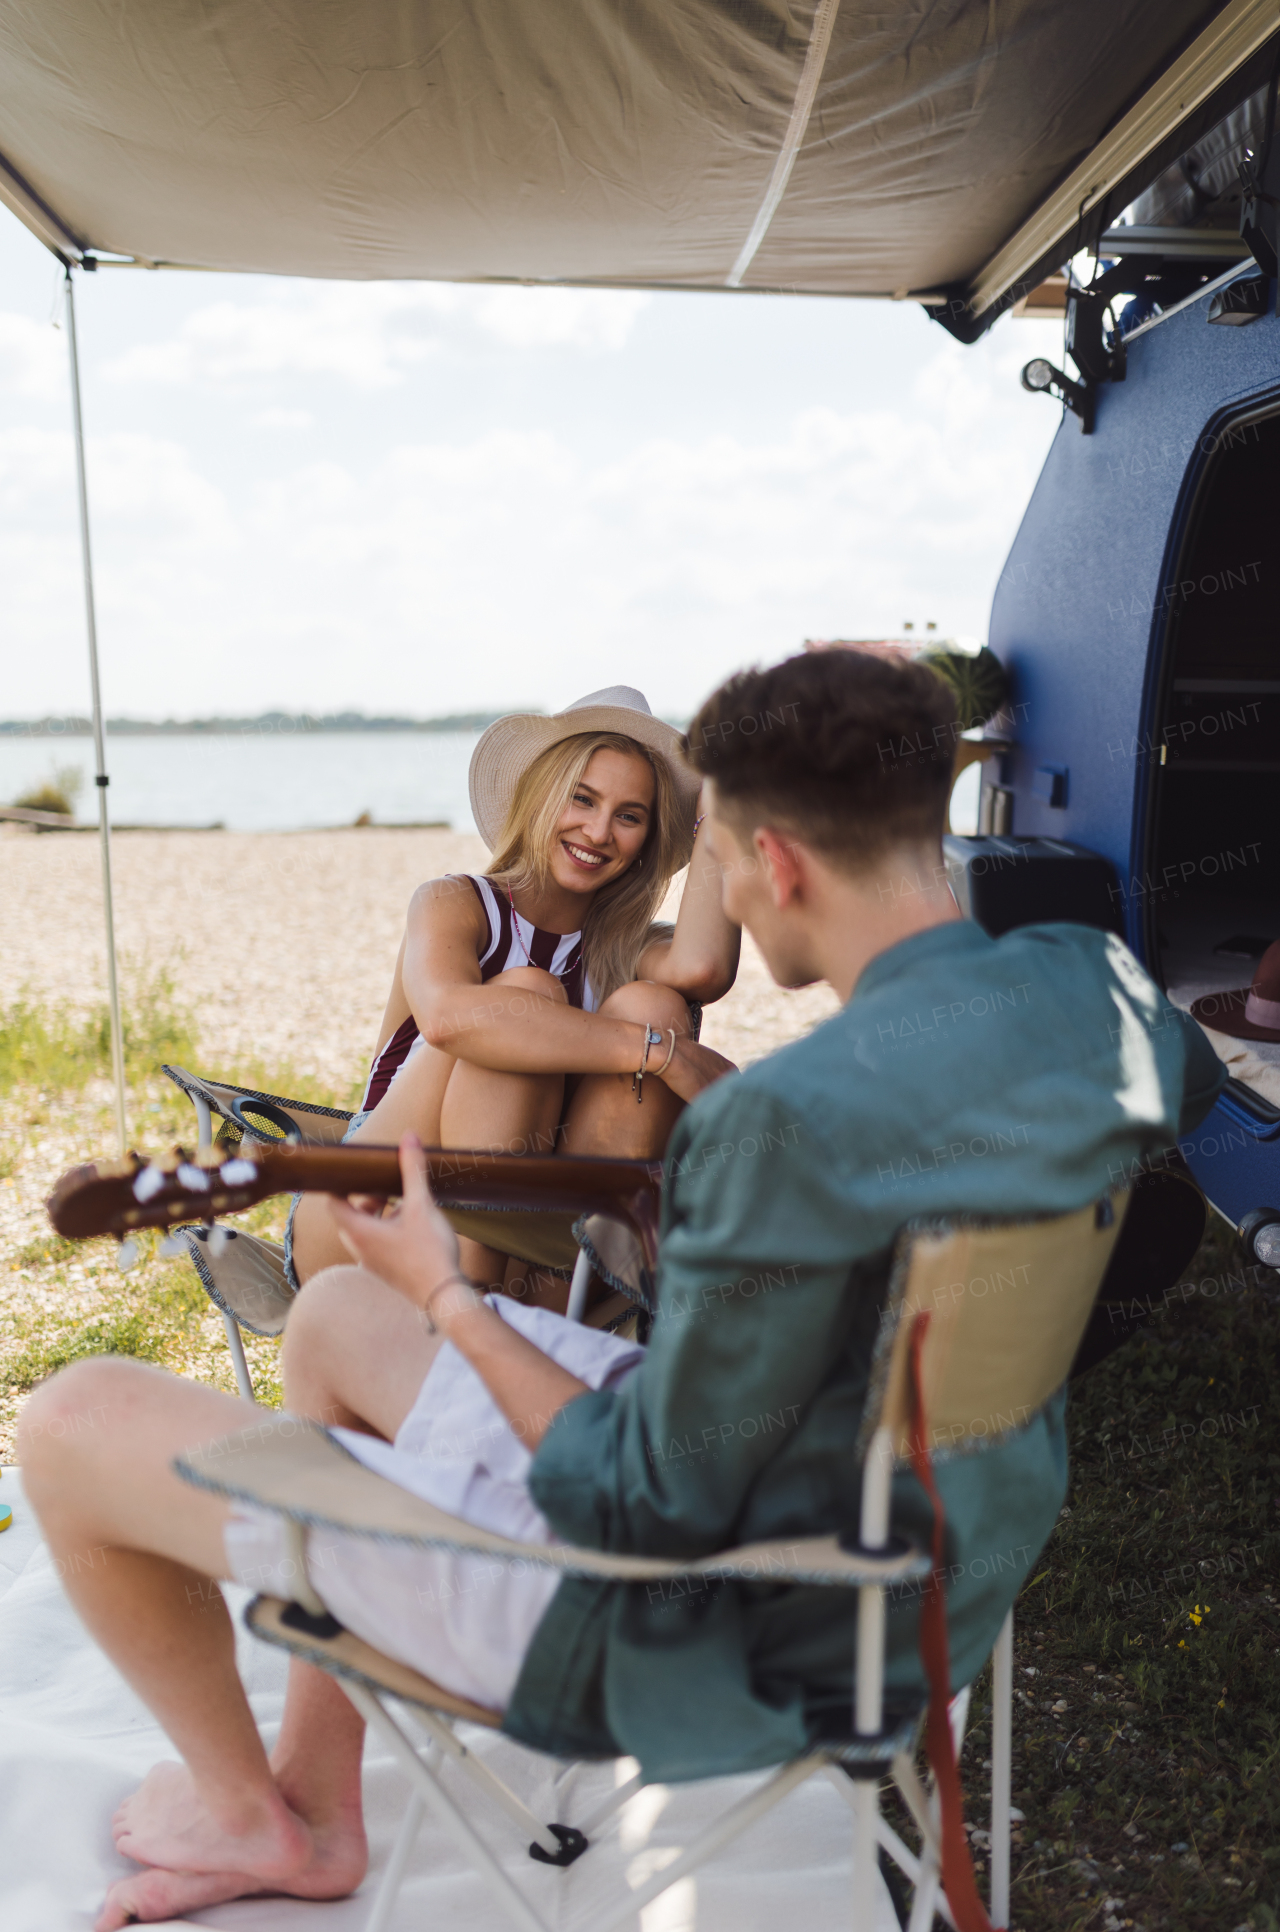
[943,835,1123,938]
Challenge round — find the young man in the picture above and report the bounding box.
[20,650,1225,1929]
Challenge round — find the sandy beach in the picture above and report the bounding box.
[0,824,838,1088]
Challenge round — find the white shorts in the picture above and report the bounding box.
[224,1297,644,1711]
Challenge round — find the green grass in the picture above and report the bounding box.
[12,762,82,818]
[951,1212,1280,1930]
[0,985,357,1443]
[3,1242,210,1389]
[0,962,199,1095]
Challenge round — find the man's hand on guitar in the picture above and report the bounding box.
[329,1135,481,1331]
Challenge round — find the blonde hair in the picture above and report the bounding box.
[486,732,687,1001]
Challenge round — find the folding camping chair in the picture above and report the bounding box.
[176,1190,1128,1932]
[161,1065,648,1402]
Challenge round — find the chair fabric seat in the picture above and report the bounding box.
[181,1225,296,1336]
[177,1419,932,1588]
[247,1593,504,1727]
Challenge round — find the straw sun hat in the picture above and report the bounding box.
[468,686,701,858]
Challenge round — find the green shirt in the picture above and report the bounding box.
[504,921,1225,1780]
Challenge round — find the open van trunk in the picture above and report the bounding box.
[1146,408,1280,1119]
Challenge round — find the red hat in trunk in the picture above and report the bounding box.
[1191,940,1280,1044]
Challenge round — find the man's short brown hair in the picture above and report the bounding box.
[683,650,958,867]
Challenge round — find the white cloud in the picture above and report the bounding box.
[0,224,1070,722]
[0,425,72,509]
[0,312,65,401]
[471,286,649,350]
[253,406,314,430]
[85,434,237,550]
[102,283,650,390]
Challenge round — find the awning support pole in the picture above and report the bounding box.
[64,266,127,1154]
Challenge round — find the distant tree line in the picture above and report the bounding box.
[0,711,522,736]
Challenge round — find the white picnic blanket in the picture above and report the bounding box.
[0,1469,895,1932]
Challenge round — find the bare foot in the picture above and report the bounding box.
[112,1760,310,1878]
[97,1864,271,1930]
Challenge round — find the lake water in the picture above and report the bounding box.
[0,728,983,835]
[0,732,481,833]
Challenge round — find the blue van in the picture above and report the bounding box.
[971,90,1280,1241]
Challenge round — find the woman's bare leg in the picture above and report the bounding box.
[290,967,568,1287]
[561,980,693,1159]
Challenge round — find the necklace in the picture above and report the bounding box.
[506,887,534,967]
[505,886,583,982]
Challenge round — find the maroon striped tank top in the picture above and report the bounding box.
[360,875,597,1112]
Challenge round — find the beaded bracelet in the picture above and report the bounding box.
[632,1024,664,1103]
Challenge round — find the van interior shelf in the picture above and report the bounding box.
[1173,678,1280,693]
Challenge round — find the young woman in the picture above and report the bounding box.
[288,685,740,1299]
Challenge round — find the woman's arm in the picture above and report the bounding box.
[401,876,654,1078]
[331,1138,587,1449]
[638,801,741,1003]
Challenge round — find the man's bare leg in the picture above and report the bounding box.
[19,1269,437,1927]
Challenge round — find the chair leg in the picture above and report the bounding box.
[572,1765,645,1836]
[853,1427,893,1932]
[989,1610,1013,1928]
[363,1782,428,1932]
[222,1311,256,1402]
[342,1680,555,1932]
[566,1247,593,1323]
[399,1702,565,1859]
[591,1755,826,1932]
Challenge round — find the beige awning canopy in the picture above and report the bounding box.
[0,0,1275,327]
[6,1,1276,1159]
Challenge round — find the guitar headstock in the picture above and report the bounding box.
[47,1144,273,1241]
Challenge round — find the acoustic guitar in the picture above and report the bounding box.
[47,1142,663,1269]
[46,1143,1205,1376]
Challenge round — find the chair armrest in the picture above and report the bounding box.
[176,1419,928,1589]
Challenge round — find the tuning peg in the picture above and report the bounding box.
[116,1239,140,1273]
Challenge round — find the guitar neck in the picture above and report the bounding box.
[48,1140,663,1264]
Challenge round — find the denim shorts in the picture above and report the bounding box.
[282,1109,373,1292]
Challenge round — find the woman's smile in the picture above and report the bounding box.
[561,839,610,872]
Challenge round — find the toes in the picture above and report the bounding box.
[95,1879,142,1931]
[97,1867,262,1929]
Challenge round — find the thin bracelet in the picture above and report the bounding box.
[423,1270,482,1331]
[654,1027,678,1078]
[632,1023,663,1103]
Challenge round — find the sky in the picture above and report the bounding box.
[0,202,1066,722]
